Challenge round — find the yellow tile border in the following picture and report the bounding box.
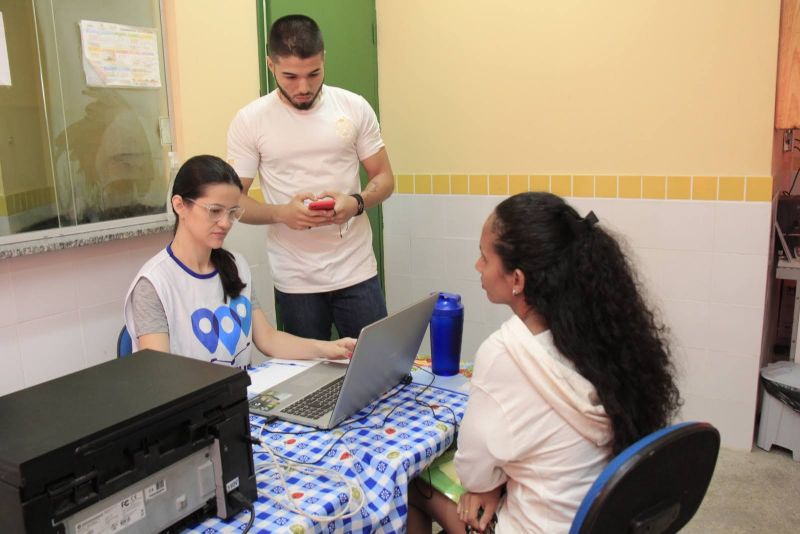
[0,187,58,216]
[390,174,773,202]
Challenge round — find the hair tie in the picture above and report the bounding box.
[565,210,600,236]
[584,211,599,228]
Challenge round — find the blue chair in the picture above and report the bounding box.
[570,421,720,534]
[117,326,133,358]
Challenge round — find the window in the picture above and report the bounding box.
[0,0,173,255]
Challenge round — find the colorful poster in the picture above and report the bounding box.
[79,20,161,88]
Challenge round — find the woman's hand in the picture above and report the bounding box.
[320,337,356,360]
[457,485,504,532]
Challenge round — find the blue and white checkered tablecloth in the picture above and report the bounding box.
[185,362,468,534]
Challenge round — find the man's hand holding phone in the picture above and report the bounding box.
[278,193,335,230]
[304,197,336,210]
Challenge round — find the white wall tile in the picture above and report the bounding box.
[484,301,513,332]
[0,261,17,328]
[710,253,769,307]
[127,234,171,264]
[410,196,447,238]
[460,319,493,363]
[443,278,487,324]
[681,348,760,404]
[382,194,413,237]
[125,231,172,253]
[11,259,81,323]
[443,196,496,239]
[661,298,711,350]
[629,247,666,301]
[653,201,714,252]
[418,328,431,356]
[4,245,84,273]
[410,237,449,277]
[75,249,141,308]
[0,325,24,395]
[80,301,125,366]
[384,234,411,277]
[669,345,691,396]
[250,263,276,324]
[445,238,479,281]
[714,202,772,255]
[660,250,713,301]
[411,276,450,301]
[18,311,86,387]
[706,303,765,356]
[591,199,659,250]
[225,222,269,266]
[679,393,755,450]
[385,274,414,314]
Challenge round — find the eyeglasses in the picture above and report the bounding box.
[184,198,245,223]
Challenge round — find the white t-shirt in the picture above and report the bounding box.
[227,85,384,293]
[123,246,254,368]
[455,317,610,534]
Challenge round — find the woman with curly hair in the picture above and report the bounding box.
[408,192,681,533]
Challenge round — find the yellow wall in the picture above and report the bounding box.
[164,1,781,180]
[164,0,260,161]
[376,0,781,177]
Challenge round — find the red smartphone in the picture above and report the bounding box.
[306,197,335,210]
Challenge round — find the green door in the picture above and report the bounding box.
[256,0,384,289]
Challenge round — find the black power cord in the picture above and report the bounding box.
[229,490,255,534]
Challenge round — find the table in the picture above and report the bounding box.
[186,361,469,533]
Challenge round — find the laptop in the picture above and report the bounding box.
[248,293,438,429]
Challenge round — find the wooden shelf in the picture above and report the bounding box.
[776,0,800,129]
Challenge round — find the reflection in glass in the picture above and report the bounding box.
[0,0,171,238]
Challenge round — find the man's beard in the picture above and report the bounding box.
[275,80,323,110]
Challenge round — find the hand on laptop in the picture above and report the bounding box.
[320,337,356,361]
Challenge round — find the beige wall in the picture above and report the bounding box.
[375,0,781,450]
[376,0,781,176]
[164,0,260,161]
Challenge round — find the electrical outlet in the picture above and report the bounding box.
[784,130,792,151]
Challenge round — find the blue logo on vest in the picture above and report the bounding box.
[190,296,252,355]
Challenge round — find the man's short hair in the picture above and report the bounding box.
[268,14,324,60]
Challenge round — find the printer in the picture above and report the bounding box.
[0,350,257,533]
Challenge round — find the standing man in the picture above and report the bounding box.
[227,14,393,340]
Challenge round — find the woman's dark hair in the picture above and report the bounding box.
[268,14,324,59]
[172,155,245,301]
[492,192,681,455]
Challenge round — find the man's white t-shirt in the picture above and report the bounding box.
[227,85,384,293]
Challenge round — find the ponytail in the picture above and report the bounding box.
[210,248,246,301]
[492,192,680,454]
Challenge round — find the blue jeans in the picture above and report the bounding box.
[274,276,388,340]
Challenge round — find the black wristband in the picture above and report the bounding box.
[350,193,365,216]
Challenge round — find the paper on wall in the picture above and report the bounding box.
[0,13,11,86]
[79,19,161,88]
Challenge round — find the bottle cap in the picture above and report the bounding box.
[432,292,464,316]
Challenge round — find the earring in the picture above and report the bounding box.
[512,289,518,296]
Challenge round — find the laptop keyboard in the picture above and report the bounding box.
[282,376,346,420]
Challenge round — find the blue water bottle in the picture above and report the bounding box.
[430,292,464,376]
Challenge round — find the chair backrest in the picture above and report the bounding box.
[570,421,720,534]
[117,326,133,358]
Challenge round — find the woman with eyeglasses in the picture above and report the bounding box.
[124,155,355,367]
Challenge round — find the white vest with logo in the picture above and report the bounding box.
[124,246,253,368]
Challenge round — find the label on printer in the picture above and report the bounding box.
[145,479,167,500]
[75,490,146,534]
